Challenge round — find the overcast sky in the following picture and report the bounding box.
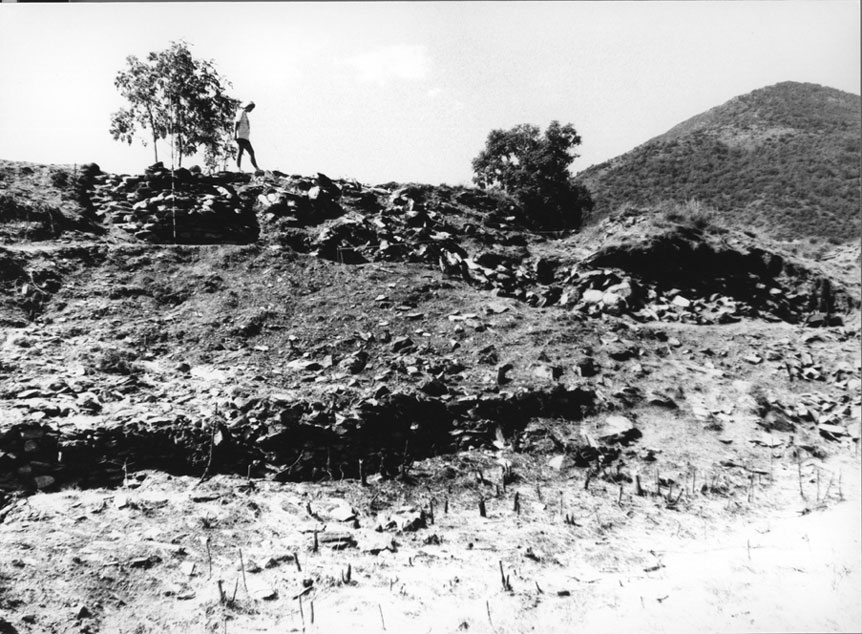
[0,1,859,184]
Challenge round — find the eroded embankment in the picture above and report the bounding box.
[0,385,603,492]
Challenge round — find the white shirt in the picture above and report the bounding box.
[235,109,251,140]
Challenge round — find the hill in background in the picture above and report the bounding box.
[575,82,861,242]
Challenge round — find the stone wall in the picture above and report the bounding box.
[89,163,259,244]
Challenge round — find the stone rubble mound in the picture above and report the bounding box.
[82,166,858,328]
[88,163,259,243]
[575,215,857,326]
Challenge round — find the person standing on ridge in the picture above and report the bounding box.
[234,101,260,171]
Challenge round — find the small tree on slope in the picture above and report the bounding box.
[109,40,239,170]
[472,121,593,231]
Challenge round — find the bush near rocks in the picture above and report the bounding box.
[90,346,142,375]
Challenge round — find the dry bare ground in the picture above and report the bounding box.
[1,445,859,633]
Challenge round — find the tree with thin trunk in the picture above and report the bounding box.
[109,40,238,170]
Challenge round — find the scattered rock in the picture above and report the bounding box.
[129,555,162,569]
[376,507,426,532]
[597,415,641,445]
[575,357,599,377]
[532,364,562,381]
[547,455,566,471]
[317,531,357,550]
[33,475,55,490]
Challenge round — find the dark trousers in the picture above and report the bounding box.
[236,138,258,169]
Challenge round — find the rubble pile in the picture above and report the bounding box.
[81,166,857,327]
[565,218,858,325]
[0,384,597,491]
[261,181,539,301]
[259,181,857,326]
[757,391,861,440]
[88,163,260,243]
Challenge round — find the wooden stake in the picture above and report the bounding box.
[298,594,305,629]
[197,420,217,486]
[513,491,521,515]
[635,474,645,497]
[294,551,302,572]
[479,497,487,518]
[313,529,319,553]
[206,538,213,578]
[797,451,806,500]
[498,560,511,592]
[379,603,386,631]
[239,548,248,594]
[823,474,834,502]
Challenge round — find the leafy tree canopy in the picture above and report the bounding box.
[472,121,593,231]
[110,41,239,171]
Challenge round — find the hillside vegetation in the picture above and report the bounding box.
[575,82,861,242]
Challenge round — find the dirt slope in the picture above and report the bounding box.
[0,160,860,633]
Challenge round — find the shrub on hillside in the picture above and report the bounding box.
[50,169,69,189]
[658,199,718,232]
[472,121,594,231]
[90,346,141,375]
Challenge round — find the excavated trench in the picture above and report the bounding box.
[0,385,602,493]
